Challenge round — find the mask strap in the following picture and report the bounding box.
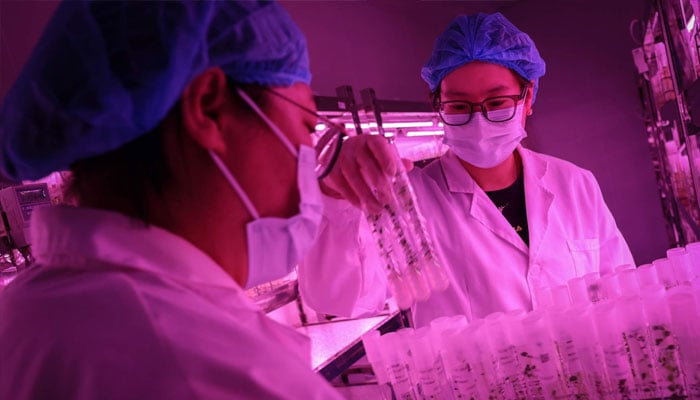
[236,88,298,157]
[209,150,260,220]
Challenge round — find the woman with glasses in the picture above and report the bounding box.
[0,1,344,398]
[300,12,634,327]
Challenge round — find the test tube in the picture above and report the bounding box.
[384,203,432,302]
[585,273,604,303]
[615,264,635,273]
[685,241,700,269]
[652,258,678,289]
[396,328,419,388]
[440,326,481,400]
[430,315,468,350]
[484,312,527,399]
[617,295,661,398]
[599,273,622,301]
[517,310,568,400]
[547,305,589,398]
[568,276,590,305]
[389,146,450,293]
[367,212,415,309]
[667,247,695,285]
[380,331,418,399]
[468,320,499,399]
[641,284,687,398]
[636,264,660,289]
[408,327,453,400]
[592,300,635,399]
[568,304,612,398]
[362,330,394,400]
[618,269,641,297]
[668,291,700,399]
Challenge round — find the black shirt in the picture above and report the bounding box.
[485,173,529,246]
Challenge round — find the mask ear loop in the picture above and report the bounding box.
[209,151,260,220]
[236,88,298,157]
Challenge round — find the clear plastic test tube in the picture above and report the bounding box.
[362,330,394,400]
[547,305,588,398]
[668,290,700,399]
[408,327,452,400]
[517,310,568,400]
[667,247,695,285]
[641,284,687,398]
[389,147,450,293]
[684,241,700,271]
[440,325,481,400]
[599,273,622,301]
[617,295,660,398]
[568,304,613,399]
[618,268,641,297]
[636,264,660,289]
[366,212,415,309]
[592,300,635,399]
[380,331,418,400]
[484,312,527,399]
[652,258,678,289]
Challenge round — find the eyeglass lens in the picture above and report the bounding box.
[440,95,519,125]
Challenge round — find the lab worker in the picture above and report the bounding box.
[0,1,343,399]
[299,13,634,327]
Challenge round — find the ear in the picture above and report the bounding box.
[524,81,535,117]
[180,67,229,153]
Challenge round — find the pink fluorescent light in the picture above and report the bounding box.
[382,121,434,128]
[405,130,444,137]
[315,123,327,131]
[344,123,371,129]
[688,15,696,32]
[340,122,434,129]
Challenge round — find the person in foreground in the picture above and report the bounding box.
[299,12,634,327]
[0,1,344,398]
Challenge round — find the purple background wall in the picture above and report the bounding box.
[0,0,670,264]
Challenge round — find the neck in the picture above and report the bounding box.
[148,125,251,287]
[460,151,521,191]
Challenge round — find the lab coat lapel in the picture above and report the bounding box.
[440,151,529,254]
[519,147,554,265]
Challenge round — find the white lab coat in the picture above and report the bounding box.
[0,206,342,400]
[299,147,634,327]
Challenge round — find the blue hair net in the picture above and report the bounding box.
[421,13,545,102]
[0,1,310,181]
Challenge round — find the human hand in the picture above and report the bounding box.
[320,135,413,214]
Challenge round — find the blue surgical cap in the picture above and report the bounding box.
[0,0,310,181]
[421,13,545,102]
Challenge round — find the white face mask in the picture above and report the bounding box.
[209,88,323,289]
[443,104,527,168]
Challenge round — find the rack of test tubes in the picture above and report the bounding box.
[362,243,700,400]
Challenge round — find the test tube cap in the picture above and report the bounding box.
[652,257,678,288]
[568,275,590,305]
[637,263,660,288]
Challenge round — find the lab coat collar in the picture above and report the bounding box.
[440,150,478,194]
[31,206,244,293]
[439,146,553,257]
[440,146,548,194]
[518,146,555,264]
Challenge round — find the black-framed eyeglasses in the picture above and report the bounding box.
[247,86,346,180]
[436,86,529,126]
